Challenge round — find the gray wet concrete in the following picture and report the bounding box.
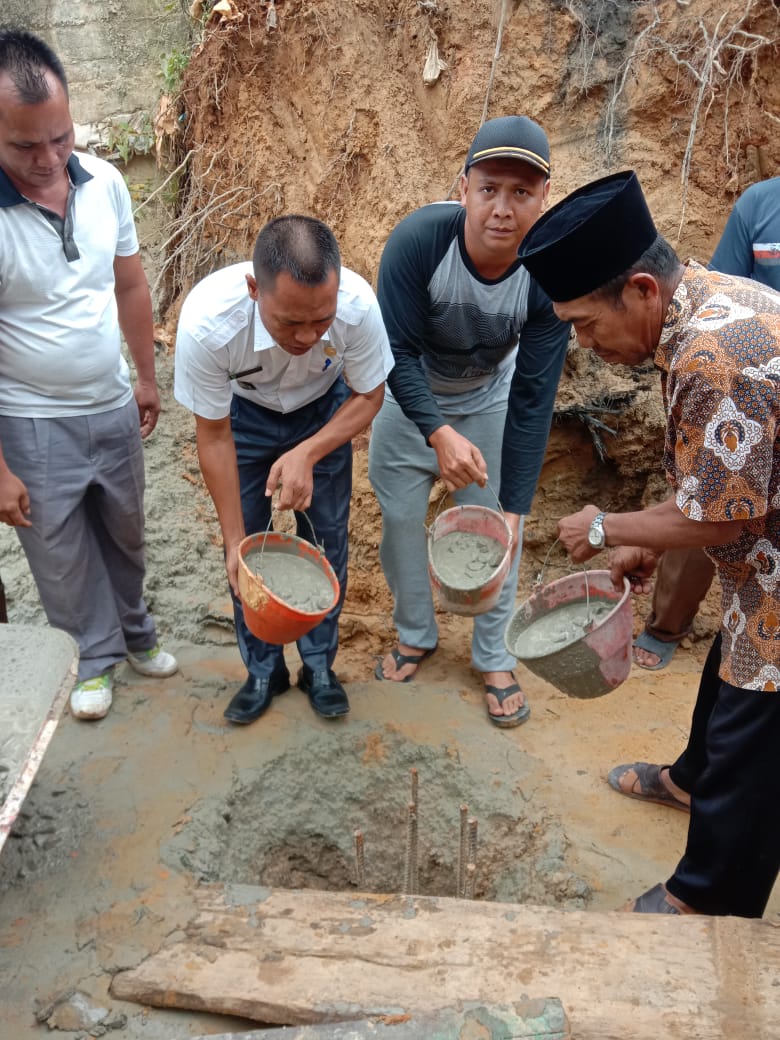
[244,548,335,612]
[0,625,77,827]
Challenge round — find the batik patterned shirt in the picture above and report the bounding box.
[655,260,780,689]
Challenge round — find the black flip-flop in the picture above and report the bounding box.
[374,645,437,683]
[485,674,530,728]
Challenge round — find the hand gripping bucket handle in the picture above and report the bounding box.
[237,510,340,645]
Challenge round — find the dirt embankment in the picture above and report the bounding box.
[154,0,779,653]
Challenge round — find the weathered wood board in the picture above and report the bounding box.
[111,884,780,1040]
[187,1001,570,1039]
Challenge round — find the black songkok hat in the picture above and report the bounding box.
[516,171,658,302]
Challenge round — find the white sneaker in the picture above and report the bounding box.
[70,672,113,720]
[126,644,179,678]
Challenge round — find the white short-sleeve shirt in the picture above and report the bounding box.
[0,151,137,417]
[174,263,394,420]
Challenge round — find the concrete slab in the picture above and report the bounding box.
[0,624,78,854]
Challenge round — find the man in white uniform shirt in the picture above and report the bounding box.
[0,29,177,721]
[175,215,393,723]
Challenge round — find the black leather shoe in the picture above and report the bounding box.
[297,665,350,718]
[224,669,290,724]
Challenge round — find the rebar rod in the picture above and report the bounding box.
[468,816,478,872]
[353,828,365,889]
[411,804,419,895]
[410,767,418,809]
[457,804,468,897]
[404,802,418,895]
[464,862,476,900]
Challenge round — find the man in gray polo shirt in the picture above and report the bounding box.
[0,29,177,720]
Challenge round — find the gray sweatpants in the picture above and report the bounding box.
[368,393,523,672]
[0,400,157,680]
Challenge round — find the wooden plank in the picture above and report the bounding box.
[0,625,78,854]
[187,1001,570,1039]
[111,884,780,1040]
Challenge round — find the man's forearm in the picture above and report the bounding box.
[604,497,744,551]
[295,387,384,465]
[196,429,245,550]
[114,253,157,383]
[117,282,156,383]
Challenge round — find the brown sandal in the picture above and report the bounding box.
[607,762,690,812]
[630,883,681,914]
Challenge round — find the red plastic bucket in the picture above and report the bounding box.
[504,570,632,698]
[427,504,512,616]
[237,531,340,644]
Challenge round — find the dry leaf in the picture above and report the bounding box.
[208,0,241,22]
[423,34,448,85]
[153,94,179,160]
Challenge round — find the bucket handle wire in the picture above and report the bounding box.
[427,477,505,534]
[534,537,595,627]
[257,508,324,562]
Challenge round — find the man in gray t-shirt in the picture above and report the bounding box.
[369,116,570,728]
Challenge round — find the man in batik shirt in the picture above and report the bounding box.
[517,170,780,918]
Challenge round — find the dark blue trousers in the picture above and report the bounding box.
[667,634,780,916]
[229,380,352,677]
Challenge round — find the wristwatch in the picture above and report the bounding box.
[588,511,607,549]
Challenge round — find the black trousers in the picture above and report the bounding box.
[667,634,780,916]
[0,574,6,623]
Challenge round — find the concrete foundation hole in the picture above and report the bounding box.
[164,726,590,906]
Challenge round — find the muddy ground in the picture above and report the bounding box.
[1,343,778,1039]
[1,0,780,1036]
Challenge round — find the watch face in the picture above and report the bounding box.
[588,522,603,548]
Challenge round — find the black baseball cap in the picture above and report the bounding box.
[464,116,551,177]
[517,171,658,302]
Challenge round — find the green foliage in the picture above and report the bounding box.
[106,114,154,165]
[161,47,191,95]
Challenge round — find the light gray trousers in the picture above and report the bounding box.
[368,394,523,673]
[0,400,157,680]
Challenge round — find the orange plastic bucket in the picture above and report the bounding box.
[504,570,632,698]
[237,530,340,644]
[427,504,512,616]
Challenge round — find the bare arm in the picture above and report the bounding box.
[558,497,744,564]
[267,384,386,510]
[114,252,160,438]
[195,414,245,596]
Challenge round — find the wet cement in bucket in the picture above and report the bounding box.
[508,599,615,658]
[162,726,590,907]
[430,531,505,590]
[244,547,334,612]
